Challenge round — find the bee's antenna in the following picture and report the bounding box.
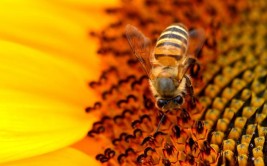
[155,105,167,133]
[155,113,165,133]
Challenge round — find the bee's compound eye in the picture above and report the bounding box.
[173,95,183,105]
[157,99,168,108]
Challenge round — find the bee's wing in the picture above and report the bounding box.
[187,28,206,58]
[125,24,153,78]
[177,28,205,83]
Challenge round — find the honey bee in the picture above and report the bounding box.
[125,23,205,117]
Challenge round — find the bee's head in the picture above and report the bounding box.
[156,95,184,110]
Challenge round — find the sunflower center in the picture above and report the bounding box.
[83,0,266,165]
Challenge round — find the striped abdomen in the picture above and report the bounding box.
[154,24,189,66]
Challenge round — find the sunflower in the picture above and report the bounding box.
[1,0,267,166]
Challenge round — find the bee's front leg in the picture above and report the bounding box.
[184,75,196,108]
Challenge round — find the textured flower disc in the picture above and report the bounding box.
[84,0,266,165]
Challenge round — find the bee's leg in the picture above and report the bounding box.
[190,62,201,79]
[180,57,198,108]
[186,57,197,68]
[178,57,197,82]
[184,75,196,108]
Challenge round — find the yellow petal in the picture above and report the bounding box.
[2,148,100,166]
[53,0,119,7]
[0,0,119,77]
[0,8,102,162]
[0,88,97,163]
[0,0,119,164]
[0,39,97,106]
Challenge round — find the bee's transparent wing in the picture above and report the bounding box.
[187,28,206,57]
[177,28,205,83]
[125,24,152,78]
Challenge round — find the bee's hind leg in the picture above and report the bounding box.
[184,75,196,109]
[185,57,197,69]
[180,57,198,108]
[190,61,201,79]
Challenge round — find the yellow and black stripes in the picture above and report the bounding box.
[158,33,188,45]
[155,24,189,59]
[154,53,183,61]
